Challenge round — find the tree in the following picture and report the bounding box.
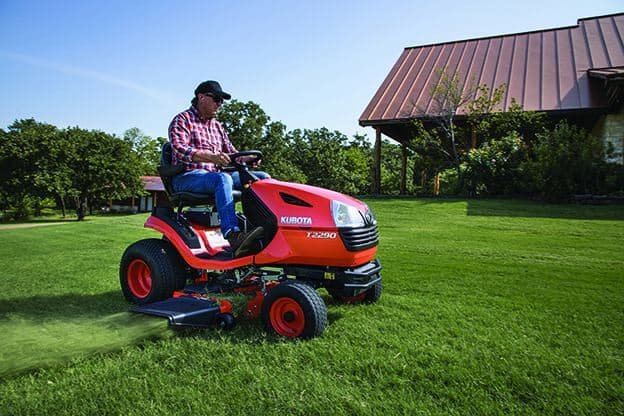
[405,119,455,194]
[218,101,310,182]
[466,83,507,148]
[261,121,306,183]
[123,127,164,175]
[63,127,144,219]
[0,119,65,219]
[413,69,479,171]
[379,140,406,195]
[344,134,373,195]
[527,121,607,200]
[290,128,367,195]
[461,132,528,196]
[472,99,549,148]
[218,100,269,150]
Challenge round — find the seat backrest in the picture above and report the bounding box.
[157,142,239,209]
[158,142,184,196]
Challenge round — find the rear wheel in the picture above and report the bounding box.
[162,236,201,282]
[120,238,186,305]
[261,281,327,339]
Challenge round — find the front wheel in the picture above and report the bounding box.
[215,313,236,330]
[261,281,327,339]
[328,277,383,304]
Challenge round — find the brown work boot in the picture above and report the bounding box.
[226,226,264,257]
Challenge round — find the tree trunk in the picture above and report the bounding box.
[76,197,86,221]
[455,165,464,195]
[449,117,464,194]
[59,195,66,218]
[449,117,459,167]
[400,144,407,195]
[471,126,477,149]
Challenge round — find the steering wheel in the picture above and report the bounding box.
[229,150,263,169]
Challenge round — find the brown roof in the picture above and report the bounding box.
[141,176,164,192]
[360,13,624,126]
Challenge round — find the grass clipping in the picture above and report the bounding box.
[0,313,171,378]
[0,293,253,378]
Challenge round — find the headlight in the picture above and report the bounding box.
[366,207,377,225]
[331,200,365,228]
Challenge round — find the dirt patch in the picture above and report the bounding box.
[0,222,72,230]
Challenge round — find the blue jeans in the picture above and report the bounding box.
[172,171,239,236]
[229,171,271,190]
[172,170,270,236]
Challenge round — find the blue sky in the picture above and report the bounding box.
[0,1,621,142]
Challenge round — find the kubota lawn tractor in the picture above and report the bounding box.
[119,144,381,339]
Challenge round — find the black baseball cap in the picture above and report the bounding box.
[194,80,231,100]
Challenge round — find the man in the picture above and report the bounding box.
[168,80,264,257]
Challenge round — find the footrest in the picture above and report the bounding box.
[132,297,221,328]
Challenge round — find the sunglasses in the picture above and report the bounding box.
[203,93,224,104]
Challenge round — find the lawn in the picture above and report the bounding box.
[0,199,622,415]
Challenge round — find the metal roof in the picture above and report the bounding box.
[360,13,624,127]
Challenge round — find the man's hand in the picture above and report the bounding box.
[194,150,231,166]
[240,155,261,167]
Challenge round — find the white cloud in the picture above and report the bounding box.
[0,51,170,102]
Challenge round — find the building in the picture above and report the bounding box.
[359,13,624,193]
[108,176,164,213]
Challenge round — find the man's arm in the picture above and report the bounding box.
[169,114,230,166]
[168,113,197,164]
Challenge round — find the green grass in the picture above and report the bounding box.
[0,199,623,415]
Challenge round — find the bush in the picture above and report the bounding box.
[438,169,459,195]
[527,121,607,200]
[461,132,528,196]
[605,163,624,195]
[380,140,416,195]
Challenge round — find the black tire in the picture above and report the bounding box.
[162,236,199,284]
[261,281,327,339]
[328,276,383,304]
[363,278,383,303]
[119,238,186,305]
[215,313,236,330]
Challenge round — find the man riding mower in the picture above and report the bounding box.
[119,146,382,339]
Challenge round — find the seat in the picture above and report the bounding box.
[158,142,240,210]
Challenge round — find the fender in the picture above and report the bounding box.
[145,216,254,270]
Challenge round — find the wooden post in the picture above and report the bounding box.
[372,128,382,194]
[471,126,477,149]
[400,144,407,195]
[433,173,440,196]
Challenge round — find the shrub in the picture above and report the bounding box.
[461,132,528,196]
[438,168,459,195]
[527,121,607,200]
[604,163,624,195]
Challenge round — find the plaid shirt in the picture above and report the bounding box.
[168,106,237,171]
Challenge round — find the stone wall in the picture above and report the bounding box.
[592,112,624,164]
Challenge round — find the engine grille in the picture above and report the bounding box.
[339,223,379,251]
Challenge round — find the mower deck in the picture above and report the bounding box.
[132,296,224,328]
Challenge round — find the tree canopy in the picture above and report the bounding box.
[0,120,146,220]
[2,93,621,221]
